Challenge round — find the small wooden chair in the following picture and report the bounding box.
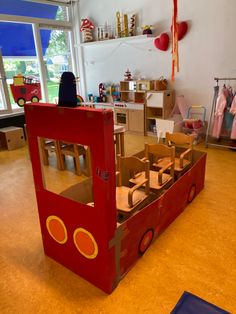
[130,143,175,192]
[157,132,194,178]
[58,142,89,176]
[116,155,150,216]
[39,138,63,170]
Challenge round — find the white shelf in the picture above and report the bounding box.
[80,34,154,47]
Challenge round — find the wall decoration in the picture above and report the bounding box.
[171,21,188,40]
[177,21,188,40]
[154,33,169,51]
[171,0,179,80]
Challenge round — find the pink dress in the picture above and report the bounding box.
[230,95,236,139]
[211,91,227,138]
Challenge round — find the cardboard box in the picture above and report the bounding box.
[0,126,25,150]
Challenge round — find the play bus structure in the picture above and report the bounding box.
[25,102,206,294]
[10,74,41,107]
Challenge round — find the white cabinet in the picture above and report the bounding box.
[145,90,174,136]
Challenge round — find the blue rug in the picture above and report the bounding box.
[171,291,231,314]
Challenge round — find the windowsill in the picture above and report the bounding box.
[0,110,24,119]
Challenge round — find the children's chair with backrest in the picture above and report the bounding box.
[130,143,175,192]
[116,155,150,216]
[57,142,90,176]
[39,138,63,170]
[158,132,194,179]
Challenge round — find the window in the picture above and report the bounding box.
[0,1,75,115]
[38,137,94,206]
[41,28,73,103]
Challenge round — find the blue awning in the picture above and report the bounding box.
[0,0,58,57]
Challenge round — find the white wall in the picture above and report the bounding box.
[77,0,236,119]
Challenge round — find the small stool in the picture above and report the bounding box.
[0,126,25,150]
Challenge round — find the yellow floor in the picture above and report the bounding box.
[0,134,236,314]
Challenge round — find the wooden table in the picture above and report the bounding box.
[114,124,125,156]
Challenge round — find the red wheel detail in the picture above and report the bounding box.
[188,184,196,203]
[138,228,154,255]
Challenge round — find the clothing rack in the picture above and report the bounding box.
[205,77,236,149]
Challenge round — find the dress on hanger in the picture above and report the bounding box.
[211,89,227,138]
[230,94,236,139]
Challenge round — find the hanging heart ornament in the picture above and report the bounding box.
[154,33,169,51]
[178,21,188,40]
[171,21,188,40]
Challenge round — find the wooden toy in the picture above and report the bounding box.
[25,102,206,294]
[129,14,136,36]
[123,14,129,37]
[10,74,41,107]
[124,69,132,81]
[116,12,122,38]
[80,18,94,42]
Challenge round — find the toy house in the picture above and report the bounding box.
[25,102,206,294]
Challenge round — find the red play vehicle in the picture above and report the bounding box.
[10,74,41,107]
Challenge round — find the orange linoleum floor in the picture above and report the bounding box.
[0,134,236,314]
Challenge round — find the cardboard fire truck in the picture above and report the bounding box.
[24,102,206,294]
[10,74,41,107]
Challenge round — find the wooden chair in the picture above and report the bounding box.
[58,142,91,176]
[157,132,194,178]
[116,155,150,216]
[130,143,175,192]
[39,138,63,170]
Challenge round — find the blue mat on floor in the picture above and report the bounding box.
[171,291,231,314]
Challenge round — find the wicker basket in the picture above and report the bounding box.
[154,77,168,91]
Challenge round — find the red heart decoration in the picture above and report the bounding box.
[178,21,188,40]
[154,33,169,51]
[171,21,188,40]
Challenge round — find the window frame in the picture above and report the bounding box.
[0,3,77,116]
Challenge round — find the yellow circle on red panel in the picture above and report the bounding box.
[73,228,98,259]
[46,215,68,244]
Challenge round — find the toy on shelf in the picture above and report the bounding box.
[99,83,106,102]
[142,25,153,35]
[116,12,122,38]
[129,14,136,36]
[80,18,94,42]
[124,69,132,81]
[123,14,129,37]
[116,12,137,38]
[97,22,115,41]
[10,74,41,107]
[154,76,168,91]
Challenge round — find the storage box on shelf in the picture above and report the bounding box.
[145,90,174,136]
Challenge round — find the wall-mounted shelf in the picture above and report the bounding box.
[80,34,154,47]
